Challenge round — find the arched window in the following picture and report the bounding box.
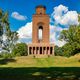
[38,26,43,42]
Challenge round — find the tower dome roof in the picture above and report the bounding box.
[36,5,46,9]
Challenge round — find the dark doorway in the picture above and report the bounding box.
[50,47,53,54]
[40,47,42,54]
[33,47,35,54]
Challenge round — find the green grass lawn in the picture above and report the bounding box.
[0,54,80,80]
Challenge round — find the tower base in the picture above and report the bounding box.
[28,43,54,55]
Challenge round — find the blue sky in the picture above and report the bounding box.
[0,0,80,31]
[0,0,80,46]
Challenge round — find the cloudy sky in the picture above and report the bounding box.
[0,0,80,47]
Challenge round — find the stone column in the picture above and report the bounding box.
[48,47,50,55]
[34,47,36,55]
[32,47,33,55]
[44,47,47,55]
[46,47,48,55]
[36,47,37,55]
[43,47,44,55]
[39,47,40,55]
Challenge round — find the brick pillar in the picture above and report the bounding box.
[43,47,44,55]
[48,47,50,55]
[34,47,36,55]
[45,47,47,55]
[46,47,47,55]
[36,47,37,55]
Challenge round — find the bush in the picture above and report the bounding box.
[62,43,80,57]
[54,46,63,56]
[12,43,28,56]
[59,25,80,57]
[0,53,14,59]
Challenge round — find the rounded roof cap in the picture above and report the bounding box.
[36,5,46,9]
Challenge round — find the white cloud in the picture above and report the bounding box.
[17,22,32,43]
[60,11,79,25]
[55,40,66,47]
[51,4,79,25]
[17,22,66,47]
[11,12,27,20]
[17,4,79,47]
[50,25,67,47]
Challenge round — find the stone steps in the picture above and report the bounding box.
[27,54,52,58]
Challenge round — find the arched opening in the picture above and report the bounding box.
[40,47,42,54]
[38,26,43,43]
[33,47,35,54]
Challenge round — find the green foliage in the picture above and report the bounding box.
[59,25,80,57]
[0,25,3,36]
[60,25,80,43]
[62,43,80,57]
[0,53,14,59]
[54,46,63,56]
[0,9,18,53]
[78,14,80,22]
[12,43,28,56]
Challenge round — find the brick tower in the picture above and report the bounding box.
[28,5,54,56]
[32,5,49,43]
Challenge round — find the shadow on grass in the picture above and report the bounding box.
[0,58,16,65]
[0,67,80,80]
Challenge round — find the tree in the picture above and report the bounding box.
[54,46,63,56]
[3,31,18,53]
[59,25,80,56]
[12,43,28,56]
[78,14,80,22]
[0,9,3,47]
[0,9,18,53]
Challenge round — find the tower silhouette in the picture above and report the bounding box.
[28,5,54,56]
